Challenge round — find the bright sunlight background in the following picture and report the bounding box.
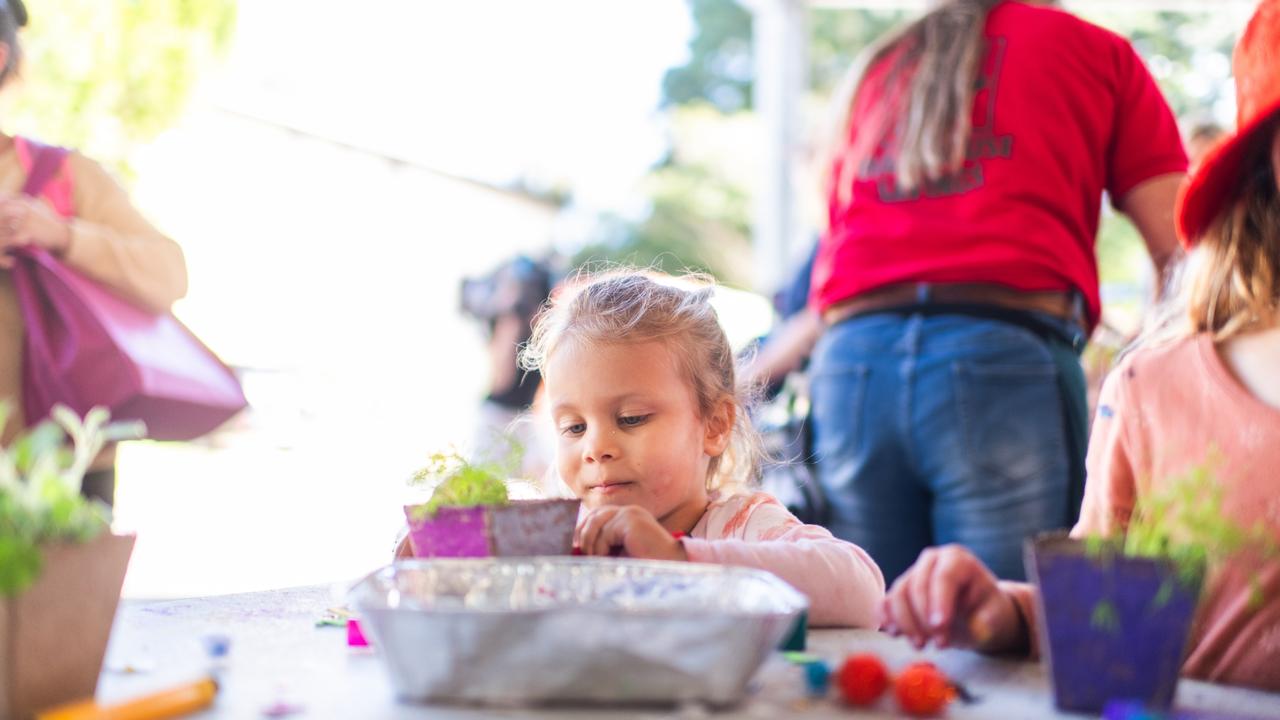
[111,0,722,598]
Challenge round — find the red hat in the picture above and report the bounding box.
[1176,0,1280,246]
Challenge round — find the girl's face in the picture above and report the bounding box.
[543,339,732,531]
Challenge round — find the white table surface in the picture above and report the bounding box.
[96,585,1280,719]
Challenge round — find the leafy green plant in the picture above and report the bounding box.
[407,449,512,520]
[0,403,143,597]
[1083,454,1280,628]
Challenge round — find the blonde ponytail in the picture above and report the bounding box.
[828,0,1004,204]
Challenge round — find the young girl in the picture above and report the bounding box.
[880,0,1280,690]
[520,270,885,628]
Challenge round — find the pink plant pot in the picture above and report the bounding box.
[404,499,580,558]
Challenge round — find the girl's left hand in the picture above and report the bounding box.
[575,505,688,561]
[0,195,71,269]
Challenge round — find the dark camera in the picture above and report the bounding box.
[459,255,554,323]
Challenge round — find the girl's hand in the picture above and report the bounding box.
[0,195,71,269]
[881,544,1027,654]
[575,505,687,561]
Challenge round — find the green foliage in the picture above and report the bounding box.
[7,0,237,172]
[1084,455,1280,614]
[661,1,907,110]
[0,403,143,597]
[808,9,909,96]
[1121,456,1272,573]
[624,2,903,288]
[408,449,512,520]
[662,0,753,112]
[572,146,752,285]
[1076,8,1241,121]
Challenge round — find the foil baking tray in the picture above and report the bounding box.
[349,557,807,706]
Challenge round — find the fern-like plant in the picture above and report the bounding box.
[406,448,513,521]
[0,403,143,596]
[1083,453,1279,626]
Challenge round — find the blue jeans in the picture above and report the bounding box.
[811,312,1077,582]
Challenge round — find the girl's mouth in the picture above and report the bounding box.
[594,481,635,495]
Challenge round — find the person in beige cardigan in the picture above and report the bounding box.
[0,0,187,506]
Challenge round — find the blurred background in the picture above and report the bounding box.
[7,0,1250,597]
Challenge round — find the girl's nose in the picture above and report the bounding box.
[583,428,618,464]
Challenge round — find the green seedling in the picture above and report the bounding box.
[407,448,514,520]
[1083,451,1279,624]
[0,403,143,596]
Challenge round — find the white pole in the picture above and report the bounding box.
[752,0,809,294]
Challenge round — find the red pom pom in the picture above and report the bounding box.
[894,661,954,716]
[836,653,890,706]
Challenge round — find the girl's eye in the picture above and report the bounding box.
[618,415,649,428]
[561,422,586,436]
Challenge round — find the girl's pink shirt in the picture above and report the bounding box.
[683,490,885,628]
[1005,334,1280,691]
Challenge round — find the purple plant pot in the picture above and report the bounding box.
[404,499,580,558]
[1025,534,1204,714]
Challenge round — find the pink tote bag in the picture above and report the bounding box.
[10,140,247,440]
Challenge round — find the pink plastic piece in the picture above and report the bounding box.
[347,618,369,647]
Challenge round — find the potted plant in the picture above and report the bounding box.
[0,403,142,719]
[1026,460,1277,714]
[402,449,579,558]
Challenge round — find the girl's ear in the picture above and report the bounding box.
[702,398,735,457]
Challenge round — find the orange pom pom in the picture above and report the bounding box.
[894,661,954,716]
[836,653,890,706]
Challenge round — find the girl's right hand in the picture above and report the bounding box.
[881,544,1027,654]
[575,505,687,561]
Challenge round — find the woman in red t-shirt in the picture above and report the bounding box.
[809,0,1186,582]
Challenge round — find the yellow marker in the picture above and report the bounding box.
[36,676,217,720]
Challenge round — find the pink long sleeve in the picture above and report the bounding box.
[683,491,885,628]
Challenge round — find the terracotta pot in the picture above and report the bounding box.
[0,531,134,719]
[404,499,580,558]
[1025,533,1203,714]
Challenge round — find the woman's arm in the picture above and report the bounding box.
[59,151,187,313]
[1115,172,1186,300]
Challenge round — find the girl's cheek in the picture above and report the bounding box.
[556,456,584,497]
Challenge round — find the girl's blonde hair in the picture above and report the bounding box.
[520,269,763,492]
[1144,122,1280,345]
[826,0,1006,202]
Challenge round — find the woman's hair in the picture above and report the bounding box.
[0,0,27,87]
[520,269,764,492]
[827,0,1006,201]
[1143,121,1280,345]
[1185,123,1280,340]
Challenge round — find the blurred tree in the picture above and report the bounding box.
[662,0,754,113]
[1074,7,1240,333]
[1079,8,1239,121]
[588,0,901,288]
[572,105,755,283]
[4,0,237,174]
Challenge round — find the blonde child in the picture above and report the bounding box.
[880,0,1280,691]
[519,270,884,627]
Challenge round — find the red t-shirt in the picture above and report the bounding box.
[811,1,1187,329]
